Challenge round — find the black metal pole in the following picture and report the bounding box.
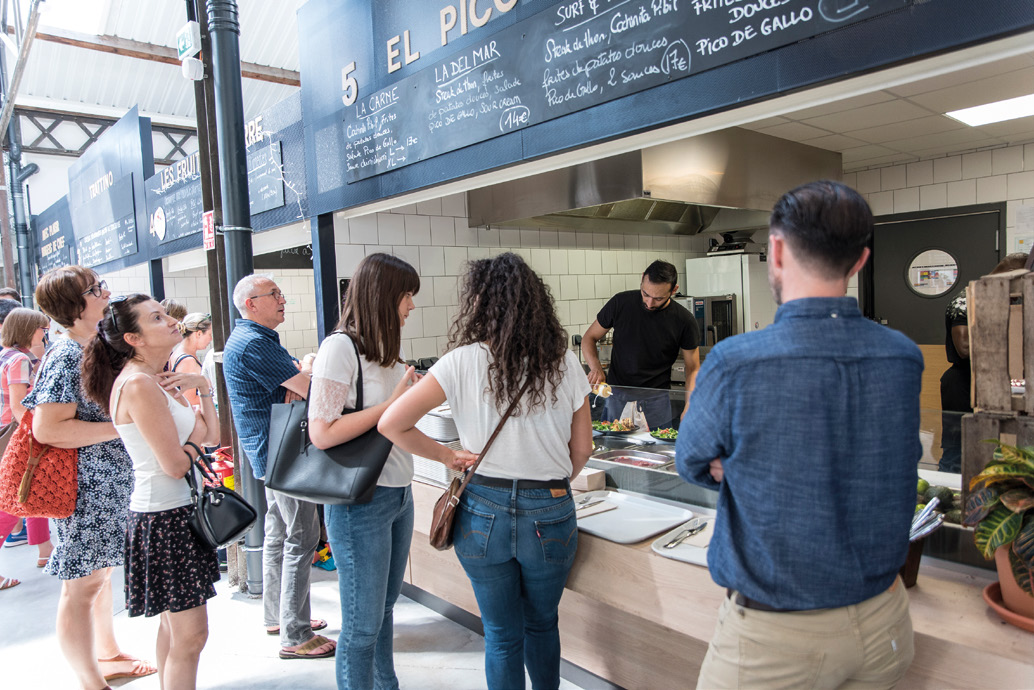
[206,0,264,595]
[7,116,37,306]
[312,213,339,341]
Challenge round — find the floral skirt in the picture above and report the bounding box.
[124,505,220,617]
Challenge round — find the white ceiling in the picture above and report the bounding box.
[9,2,1034,173]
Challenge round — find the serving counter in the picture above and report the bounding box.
[404,480,1033,689]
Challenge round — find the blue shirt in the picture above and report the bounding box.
[222,319,301,479]
[676,297,923,610]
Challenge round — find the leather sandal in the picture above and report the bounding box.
[97,653,158,681]
[278,634,336,660]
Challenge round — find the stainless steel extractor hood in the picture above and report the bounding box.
[467,128,842,236]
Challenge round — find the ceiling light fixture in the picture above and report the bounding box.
[946,94,1034,127]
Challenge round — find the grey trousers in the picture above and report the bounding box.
[263,487,321,646]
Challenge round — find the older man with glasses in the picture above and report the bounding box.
[222,273,335,661]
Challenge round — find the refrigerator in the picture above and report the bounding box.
[684,254,777,336]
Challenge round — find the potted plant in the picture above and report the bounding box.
[963,442,1034,616]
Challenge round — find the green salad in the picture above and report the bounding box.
[650,428,678,440]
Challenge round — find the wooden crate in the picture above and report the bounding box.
[960,412,1034,505]
[966,269,1032,414]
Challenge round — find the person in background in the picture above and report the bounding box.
[169,313,213,407]
[581,260,700,430]
[83,294,220,690]
[306,253,427,689]
[938,251,1028,472]
[676,181,920,689]
[0,308,56,579]
[160,298,188,323]
[222,273,334,660]
[381,252,592,690]
[0,298,20,325]
[23,267,157,688]
[0,287,21,301]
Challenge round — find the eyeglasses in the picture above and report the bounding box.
[81,280,108,298]
[38,326,49,335]
[250,290,285,302]
[108,295,128,333]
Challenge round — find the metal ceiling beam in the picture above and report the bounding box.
[0,0,41,146]
[18,25,300,87]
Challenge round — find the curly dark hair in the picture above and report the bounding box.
[447,252,567,416]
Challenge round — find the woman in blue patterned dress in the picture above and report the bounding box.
[23,266,156,689]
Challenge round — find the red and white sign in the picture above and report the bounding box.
[202,211,215,250]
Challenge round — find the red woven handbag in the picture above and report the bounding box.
[0,408,77,518]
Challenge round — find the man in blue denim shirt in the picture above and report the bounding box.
[677,181,922,688]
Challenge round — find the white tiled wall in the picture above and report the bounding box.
[335,194,711,361]
[845,142,1034,252]
[99,264,318,360]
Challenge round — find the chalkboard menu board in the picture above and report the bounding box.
[145,152,203,245]
[73,175,139,268]
[254,244,313,270]
[248,141,286,215]
[309,0,906,183]
[66,107,153,272]
[33,196,75,275]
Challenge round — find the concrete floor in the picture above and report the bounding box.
[0,541,591,689]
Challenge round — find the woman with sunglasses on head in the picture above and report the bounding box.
[307,253,471,689]
[22,268,157,689]
[83,294,219,690]
[0,308,54,584]
[380,252,593,690]
[169,312,213,407]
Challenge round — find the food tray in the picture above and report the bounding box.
[575,490,694,544]
[591,449,674,472]
[650,511,716,567]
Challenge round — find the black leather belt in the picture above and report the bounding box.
[727,589,798,612]
[468,474,570,491]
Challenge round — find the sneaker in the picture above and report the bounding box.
[3,526,27,548]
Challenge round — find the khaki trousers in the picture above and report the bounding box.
[696,579,914,690]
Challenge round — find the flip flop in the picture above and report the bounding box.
[279,634,336,660]
[266,618,328,635]
[0,576,20,590]
[36,557,49,568]
[97,653,158,681]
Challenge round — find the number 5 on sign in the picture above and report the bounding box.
[342,62,358,106]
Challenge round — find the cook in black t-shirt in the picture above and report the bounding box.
[581,261,700,430]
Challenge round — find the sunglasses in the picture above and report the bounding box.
[108,295,128,333]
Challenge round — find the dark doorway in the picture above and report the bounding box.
[865,203,1003,343]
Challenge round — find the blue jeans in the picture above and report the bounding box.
[455,482,578,690]
[326,485,414,690]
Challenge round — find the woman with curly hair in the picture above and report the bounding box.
[380,252,593,690]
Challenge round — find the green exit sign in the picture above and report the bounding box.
[177,22,201,60]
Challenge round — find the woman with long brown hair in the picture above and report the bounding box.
[380,252,592,690]
[83,294,220,690]
[22,266,156,688]
[308,252,471,689]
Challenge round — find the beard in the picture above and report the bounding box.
[768,270,783,306]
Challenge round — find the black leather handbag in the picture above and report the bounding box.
[265,332,394,505]
[185,449,258,550]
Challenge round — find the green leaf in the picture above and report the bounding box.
[993,443,1034,472]
[1007,548,1034,597]
[1013,518,1034,572]
[969,464,1030,492]
[963,486,1001,525]
[973,506,1023,559]
[1000,488,1034,514]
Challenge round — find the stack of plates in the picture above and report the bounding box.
[413,439,465,487]
[415,404,459,442]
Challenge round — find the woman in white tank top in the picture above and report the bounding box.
[82,294,219,690]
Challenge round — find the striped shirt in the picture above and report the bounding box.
[0,347,35,426]
[222,319,300,478]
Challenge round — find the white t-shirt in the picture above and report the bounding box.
[309,333,413,487]
[430,344,590,481]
